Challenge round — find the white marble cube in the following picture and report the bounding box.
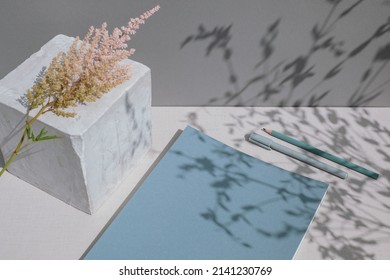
[0,35,152,214]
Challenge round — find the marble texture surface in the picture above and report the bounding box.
[0,35,152,214]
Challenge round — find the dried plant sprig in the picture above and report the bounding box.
[0,5,160,177]
[27,4,160,117]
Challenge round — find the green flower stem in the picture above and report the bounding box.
[0,104,48,177]
[0,127,28,176]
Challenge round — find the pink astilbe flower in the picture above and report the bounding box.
[0,5,160,177]
[96,4,160,62]
[25,5,160,118]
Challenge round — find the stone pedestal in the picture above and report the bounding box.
[0,35,152,214]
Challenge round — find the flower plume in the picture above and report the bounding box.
[0,5,160,177]
[27,4,160,117]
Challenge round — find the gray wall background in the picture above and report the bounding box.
[0,0,389,106]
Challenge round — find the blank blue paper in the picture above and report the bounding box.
[84,126,328,259]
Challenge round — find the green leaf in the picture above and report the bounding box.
[36,128,47,140]
[26,124,35,141]
[38,135,61,141]
[36,128,61,141]
[25,125,61,142]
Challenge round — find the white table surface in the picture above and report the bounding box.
[0,107,389,260]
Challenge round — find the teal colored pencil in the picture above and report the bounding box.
[263,128,379,180]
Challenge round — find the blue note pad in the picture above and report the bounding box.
[84,126,328,259]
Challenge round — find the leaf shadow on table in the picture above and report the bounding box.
[180,0,390,259]
[184,106,390,259]
[170,131,328,253]
[180,0,390,106]
[263,107,390,260]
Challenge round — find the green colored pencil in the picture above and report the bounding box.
[263,128,379,180]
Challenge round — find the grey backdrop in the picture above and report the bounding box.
[1,0,389,106]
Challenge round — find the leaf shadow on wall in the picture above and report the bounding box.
[180,0,390,106]
[180,1,390,258]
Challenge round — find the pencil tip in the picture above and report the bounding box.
[263,128,272,134]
